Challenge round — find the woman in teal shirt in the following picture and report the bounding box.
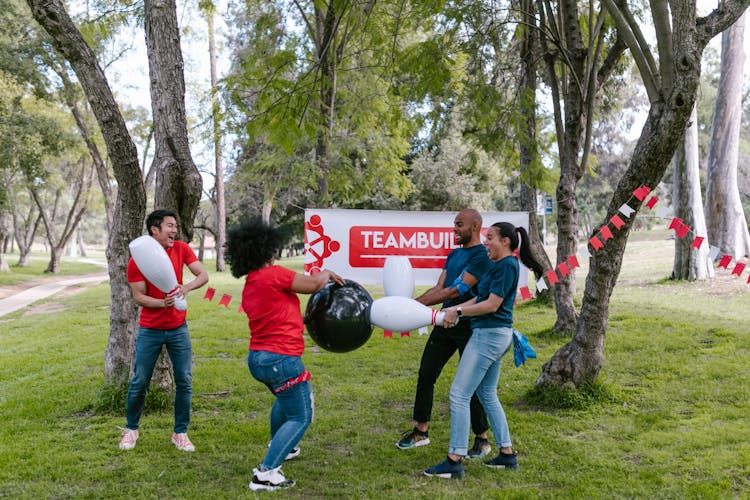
[424,221,543,479]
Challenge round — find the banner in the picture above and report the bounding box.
[303,209,529,287]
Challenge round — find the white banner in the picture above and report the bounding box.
[303,209,529,288]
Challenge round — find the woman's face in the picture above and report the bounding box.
[483,227,509,261]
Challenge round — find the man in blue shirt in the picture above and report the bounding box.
[396,209,493,458]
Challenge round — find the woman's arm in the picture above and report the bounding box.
[291,269,345,295]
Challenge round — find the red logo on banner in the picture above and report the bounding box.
[348,226,457,268]
[304,215,342,274]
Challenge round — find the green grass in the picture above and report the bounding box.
[1,241,749,498]
[0,253,106,286]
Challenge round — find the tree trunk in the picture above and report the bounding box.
[0,213,9,273]
[537,0,750,386]
[145,0,203,242]
[704,14,750,259]
[518,0,552,299]
[144,0,203,391]
[26,0,147,387]
[202,1,226,272]
[671,105,714,280]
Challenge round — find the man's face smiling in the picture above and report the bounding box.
[453,212,474,247]
[151,216,178,249]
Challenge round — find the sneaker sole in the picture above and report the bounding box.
[395,438,430,450]
[249,480,296,491]
[483,463,519,470]
[285,448,301,460]
[423,470,464,479]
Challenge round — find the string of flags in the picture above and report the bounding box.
[515,184,750,302]
[200,185,745,339]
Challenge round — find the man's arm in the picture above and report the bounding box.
[181,260,209,295]
[129,280,173,309]
[414,269,481,307]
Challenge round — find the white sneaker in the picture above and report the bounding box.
[171,432,195,452]
[249,466,296,491]
[267,441,301,461]
[119,429,139,450]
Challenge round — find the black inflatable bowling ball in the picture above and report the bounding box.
[304,279,373,353]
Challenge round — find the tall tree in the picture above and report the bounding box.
[517,0,553,290]
[671,105,713,280]
[199,0,226,272]
[536,0,627,334]
[26,0,147,387]
[704,14,750,259]
[537,0,750,387]
[144,0,202,240]
[29,156,94,273]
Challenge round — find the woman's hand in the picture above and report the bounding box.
[442,307,458,328]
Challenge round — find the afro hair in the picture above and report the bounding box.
[225,218,289,278]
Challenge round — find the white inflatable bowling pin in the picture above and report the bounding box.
[369,296,445,331]
[128,235,187,311]
[382,256,415,298]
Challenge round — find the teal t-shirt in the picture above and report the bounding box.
[442,244,491,308]
[470,256,519,329]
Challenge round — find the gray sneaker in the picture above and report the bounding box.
[467,437,491,459]
[396,427,430,449]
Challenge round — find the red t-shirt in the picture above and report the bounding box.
[127,239,198,330]
[242,265,305,356]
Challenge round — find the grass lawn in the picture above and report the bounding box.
[1,234,749,498]
[0,253,106,286]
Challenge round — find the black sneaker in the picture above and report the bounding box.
[424,458,465,479]
[249,466,296,491]
[483,451,519,469]
[396,427,430,449]
[467,437,491,459]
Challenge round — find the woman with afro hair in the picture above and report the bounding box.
[226,218,344,492]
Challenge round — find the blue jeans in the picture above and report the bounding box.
[448,327,513,456]
[126,323,193,433]
[248,351,314,470]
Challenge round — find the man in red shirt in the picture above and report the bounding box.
[119,209,209,452]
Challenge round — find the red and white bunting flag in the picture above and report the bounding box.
[557,262,571,277]
[718,255,732,269]
[401,331,410,337]
[633,185,651,201]
[645,196,659,209]
[657,207,670,219]
[709,246,721,260]
[567,255,580,269]
[203,287,216,301]
[578,246,592,259]
[589,236,604,251]
[690,236,705,249]
[238,303,245,314]
[731,263,746,276]
[383,330,393,338]
[600,225,614,241]
[519,286,533,300]
[536,277,548,292]
[218,293,232,307]
[675,223,691,239]
[668,217,684,230]
[610,214,625,230]
[619,203,636,218]
[546,270,560,285]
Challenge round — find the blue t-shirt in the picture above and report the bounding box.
[442,244,491,308]
[470,256,519,329]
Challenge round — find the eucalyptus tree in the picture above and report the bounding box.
[26,0,147,388]
[535,0,627,334]
[537,0,750,387]
[704,14,750,259]
[671,105,713,281]
[199,0,227,272]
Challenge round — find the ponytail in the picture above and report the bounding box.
[491,222,544,278]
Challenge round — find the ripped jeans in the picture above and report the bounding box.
[248,350,314,470]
